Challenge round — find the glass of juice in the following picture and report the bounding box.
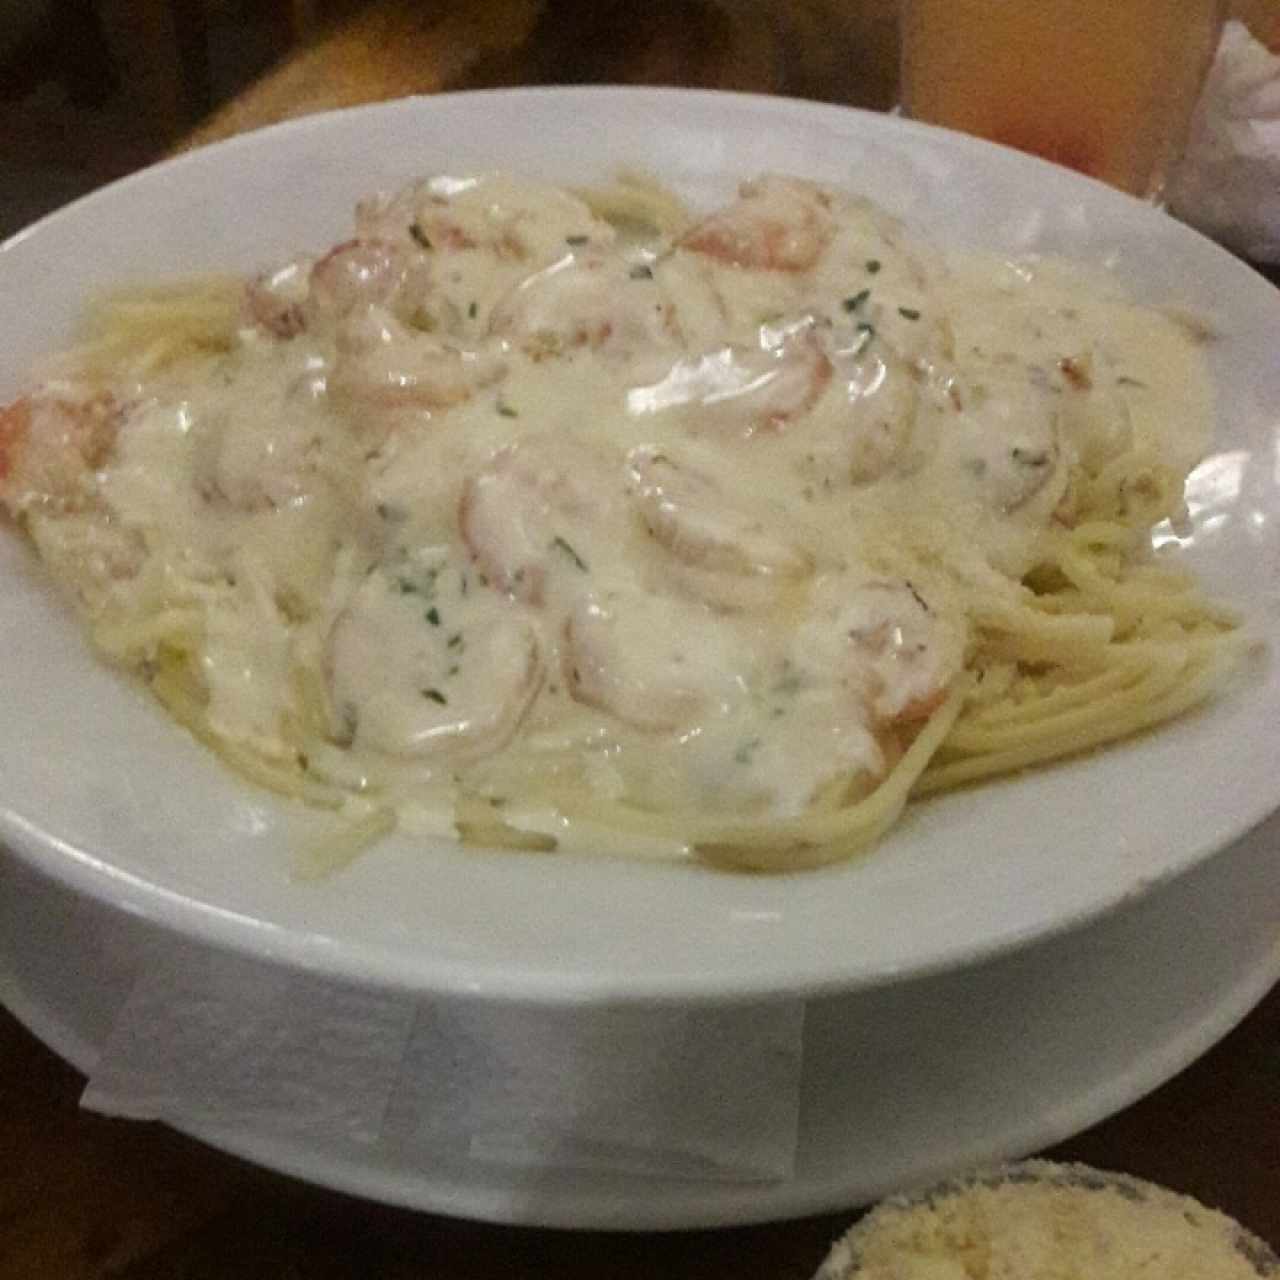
[900,0,1225,199]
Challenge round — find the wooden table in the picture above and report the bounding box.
[5,1,1279,1273]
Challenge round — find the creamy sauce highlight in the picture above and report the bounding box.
[7,173,1215,847]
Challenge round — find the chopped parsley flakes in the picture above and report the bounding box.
[551,536,589,571]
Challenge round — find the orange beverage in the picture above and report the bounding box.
[901,0,1224,198]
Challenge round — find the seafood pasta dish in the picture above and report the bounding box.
[0,173,1245,871]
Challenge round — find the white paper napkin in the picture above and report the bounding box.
[385,1000,805,1180]
[81,947,417,1144]
[82,945,806,1183]
[1169,20,1280,262]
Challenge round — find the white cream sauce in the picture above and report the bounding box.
[7,173,1215,842]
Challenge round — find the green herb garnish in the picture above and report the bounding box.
[897,307,921,321]
[422,688,447,705]
[408,305,437,333]
[772,667,804,696]
[1011,447,1051,469]
[497,401,518,418]
[409,222,433,250]
[426,606,441,626]
[551,536,588,572]
[398,566,440,598]
[866,259,881,274]
[843,288,871,313]
[566,234,589,246]
[629,264,654,280]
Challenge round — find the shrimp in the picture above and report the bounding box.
[355,173,614,268]
[626,320,832,437]
[488,252,681,366]
[246,240,435,340]
[0,396,28,485]
[330,305,505,414]
[1055,350,1134,472]
[458,435,624,606]
[309,238,433,321]
[793,575,964,726]
[659,688,892,819]
[679,176,836,273]
[245,257,314,338]
[927,368,1066,514]
[190,358,358,513]
[792,343,920,488]
[626,446,812,584]
[327,557,544,761]
[562,588,748,732]
[0,393,121,517]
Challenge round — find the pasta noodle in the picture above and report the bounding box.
[0,172,1250,876]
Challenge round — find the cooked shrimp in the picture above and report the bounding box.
[928,369,1066,514]
[0,393,120,517]
[0,396,28,485]
[657,690,890,818]
[792,344,920,487]
[821,197,945,301]
[458,435,624,605]
[190,356,357,513]
[309,238,433,321]
[562,588,748,731]
[1055,350,1134,471]
[245,257,314,338]
[793,575,963,726]
[247,240,436,340]
[330,305,505,414]
[679,176,836,273]
[356,173,614,268]
[328,557,543,760]
[488,252,680,365]
[626,321,831,437]
[626,446,811,582]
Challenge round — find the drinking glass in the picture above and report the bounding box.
[900,0,1225,200]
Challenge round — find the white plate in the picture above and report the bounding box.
[1,88,1279,1003]
[3,810,1277,1227]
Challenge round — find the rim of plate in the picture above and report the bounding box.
[1,87,1278,1004]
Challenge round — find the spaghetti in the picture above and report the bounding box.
[0,172,1246,873]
